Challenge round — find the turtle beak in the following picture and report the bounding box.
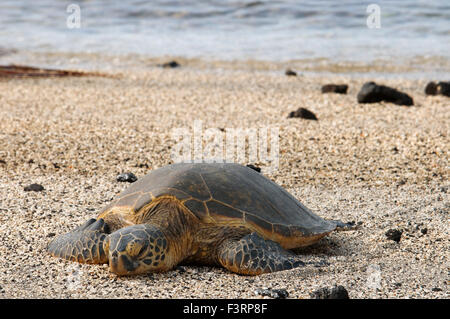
[109,252,139,275]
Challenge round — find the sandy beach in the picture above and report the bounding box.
[0,56,448,299]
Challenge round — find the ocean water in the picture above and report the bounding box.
[0,0,449,63]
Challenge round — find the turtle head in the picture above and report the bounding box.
[108,224,170,275]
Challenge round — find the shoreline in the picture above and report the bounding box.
[1,49,450,79]
[0,53,448,298]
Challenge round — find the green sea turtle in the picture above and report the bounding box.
[48,163,352,275]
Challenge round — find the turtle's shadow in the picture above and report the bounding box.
[291,236,353,257]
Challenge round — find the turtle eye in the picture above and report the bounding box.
[136,244,149,258]
[126,241,145,258]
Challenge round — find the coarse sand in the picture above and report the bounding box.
[0,56,448,298]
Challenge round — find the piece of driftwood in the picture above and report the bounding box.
[0,64,108,78]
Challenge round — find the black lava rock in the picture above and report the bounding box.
[246,164,261,173]
[321,84,348,94]
[385,228,403,243]
[285,69,297,76]
[116,172,138,183]
[310,285,349,299]
[357,82,413,106]
[24,183,45,192]
[176,266,187,273]
[437,82,450,96]
[288,107,318,120]
[425,81,450,97]
[161,60,180,68]
[255,288,289,299]
[425,82,438,95]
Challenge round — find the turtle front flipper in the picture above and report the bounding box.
[48,218,110,264]
[217,233,305,275]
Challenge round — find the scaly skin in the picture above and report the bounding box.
[48,199,308,275]
[47,218,109,264]
[217,233,305,275]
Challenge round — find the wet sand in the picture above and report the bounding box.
[0,57,448,298]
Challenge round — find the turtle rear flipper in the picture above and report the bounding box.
[217,233,305,275]
[48,218,109,264]
[329,220,358,231]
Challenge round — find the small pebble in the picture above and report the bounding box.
[310,285,349,299]
[321,84,348,94]
[285,69,297,76]
[116,172,138,183]
[246,164,261,173]
[397,179,407,186]
[436,81,450,96]
[24,183,45,192]
[385,228,403,243]
[425,82,438,95]
[161,61,180,68]
[255,288,289,299]
[176,266,187,273]
[288,107,318,120]
[425,81,450,97]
